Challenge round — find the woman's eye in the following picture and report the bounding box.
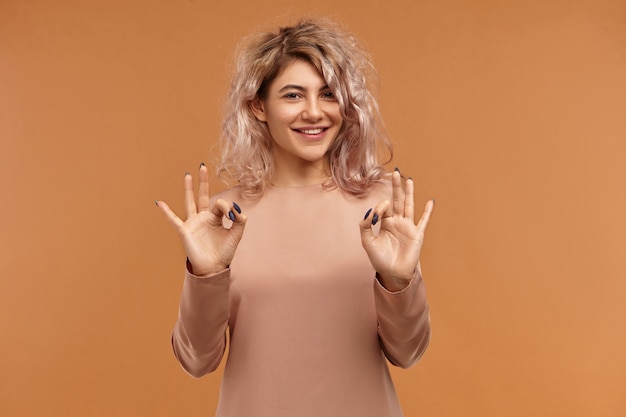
[321,91,336,99]
[284,93,301,99]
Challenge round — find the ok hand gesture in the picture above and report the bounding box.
[156,164,247,276]
[360,170,434,291]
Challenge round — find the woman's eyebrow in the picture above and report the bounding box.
[278,84,330,93]
[278,84,305,93]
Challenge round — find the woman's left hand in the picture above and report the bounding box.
[360,170,434,291]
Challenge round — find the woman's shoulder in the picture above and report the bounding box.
[209,186,245,204]
[367,174,393,200]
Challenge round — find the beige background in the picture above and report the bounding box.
[2,0,625,416]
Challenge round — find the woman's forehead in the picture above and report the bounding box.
[269,60,327,90]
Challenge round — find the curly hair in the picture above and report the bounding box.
[216,18,392,199]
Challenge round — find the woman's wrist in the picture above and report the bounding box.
[375,272,412,292]
[186,258,228,277]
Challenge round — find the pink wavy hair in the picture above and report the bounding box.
[216,18,393,199]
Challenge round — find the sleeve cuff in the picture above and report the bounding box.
[185,259,230,281]
[374,269,421,295]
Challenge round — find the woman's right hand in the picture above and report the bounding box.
[156,164,247,276]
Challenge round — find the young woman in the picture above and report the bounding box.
[156,18,434,417]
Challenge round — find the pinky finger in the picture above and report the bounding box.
[416,199,434,234]
[155,200,184,229]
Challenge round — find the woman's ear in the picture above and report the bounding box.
[249,98,267,122]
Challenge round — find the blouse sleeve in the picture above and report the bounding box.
[171,264,230,378]
[373,269,431,369]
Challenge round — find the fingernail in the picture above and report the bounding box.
[372,213,379,225]
[228,210,236,222]
[233,202,241,214]
[408,176,413,181]
[185,171,190,176]
[394,167,400,173]
[199,162,205,168]
[155,200,159,206]
[364,208,372,220]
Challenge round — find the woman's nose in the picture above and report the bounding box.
[302,99,323,122]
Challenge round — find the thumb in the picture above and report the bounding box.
[359,199,390,247]
[359,207,376,247]
[229,211,247,232]
[226,202,247,237]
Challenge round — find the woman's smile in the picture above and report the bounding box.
[292,126,329,139]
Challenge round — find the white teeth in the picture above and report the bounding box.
[299,128,324,134]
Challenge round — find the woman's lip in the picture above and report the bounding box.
[292,127,329,139]
[293,127,328,134]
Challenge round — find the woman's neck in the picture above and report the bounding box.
[270,159,331,187]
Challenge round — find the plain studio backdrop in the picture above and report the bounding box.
[1,0,625,416]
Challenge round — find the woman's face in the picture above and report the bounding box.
[251,60,343,179]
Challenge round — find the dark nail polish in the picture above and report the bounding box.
[408,176,413,181]
[185,171,190,176]
[364,208,372,220]
[394,167,400,173]
[228,210,236,222]
[372,213,379,225]
[233,202,241,214]
[199,162,205,168]
[155,200,159,206]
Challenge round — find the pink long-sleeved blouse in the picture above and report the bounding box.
[172,181,430,417]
